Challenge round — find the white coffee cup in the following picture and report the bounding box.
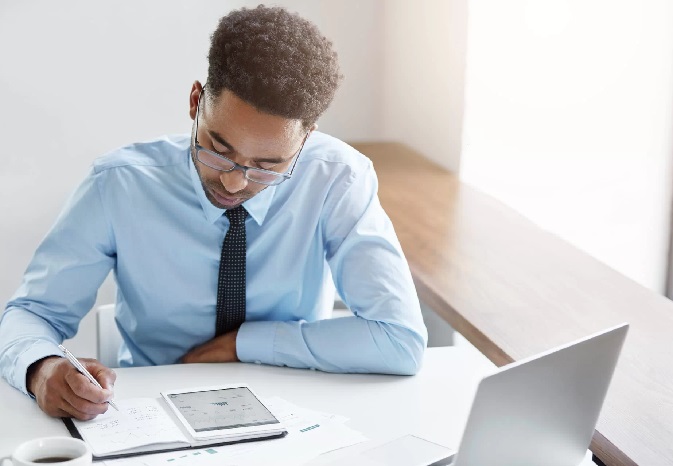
[1,437,91,465]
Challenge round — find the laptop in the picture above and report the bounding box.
[329,323,628,466]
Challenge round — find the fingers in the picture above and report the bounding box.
[60,381,110,420]
[181,340,218,364]
[31,356,117,421]
[181,338,206,363]
[182,348,218,364]
[82,359,117,390]
[181,332,238,363]
[53,394,107,421]
[64,369,112,403]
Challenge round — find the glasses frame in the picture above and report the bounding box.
[192,86,308,186]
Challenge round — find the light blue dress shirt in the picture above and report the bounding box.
[0,132,427,395]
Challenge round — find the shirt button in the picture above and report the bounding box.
[254,360,261,365]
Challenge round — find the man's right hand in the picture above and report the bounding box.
[27,355,117,421]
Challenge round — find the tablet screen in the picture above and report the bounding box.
[166,387,279,432]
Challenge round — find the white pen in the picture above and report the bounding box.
[58,344,119,411]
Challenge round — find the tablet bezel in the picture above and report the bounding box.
[160,384,284,440]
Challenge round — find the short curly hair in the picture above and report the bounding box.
[207,5,343,129]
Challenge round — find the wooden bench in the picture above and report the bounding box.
[351,142,673,466]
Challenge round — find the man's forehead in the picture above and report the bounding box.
[204,89,303,138]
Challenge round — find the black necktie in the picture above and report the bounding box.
[215,206,248,336]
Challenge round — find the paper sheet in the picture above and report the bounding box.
[102,397,367,466]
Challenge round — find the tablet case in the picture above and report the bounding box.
[62,417,288,461]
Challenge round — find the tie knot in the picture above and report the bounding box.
[225,206,247,226]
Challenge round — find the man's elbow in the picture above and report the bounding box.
[385,325,427,376]
[394,340,425,375]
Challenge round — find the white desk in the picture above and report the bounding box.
[0,347,595,465]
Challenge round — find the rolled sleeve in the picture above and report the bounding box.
[236,320,280,365]
[0,308,63,395]
[13,340,63,396]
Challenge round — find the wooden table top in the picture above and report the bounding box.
[352,142,673,466]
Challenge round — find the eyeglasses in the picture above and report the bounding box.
[192,86,308,186]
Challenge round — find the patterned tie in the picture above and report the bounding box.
[215,206,248,336]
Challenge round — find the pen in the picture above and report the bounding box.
[58,344,119,411]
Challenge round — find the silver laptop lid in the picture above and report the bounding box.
[452,323,628,466]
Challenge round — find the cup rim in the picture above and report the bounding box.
[13,436,91,464]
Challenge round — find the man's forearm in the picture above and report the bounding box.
[236,315,426,375]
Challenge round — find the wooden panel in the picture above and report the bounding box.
[352,142,673,466]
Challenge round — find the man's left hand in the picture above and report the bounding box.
[181,330,239,364]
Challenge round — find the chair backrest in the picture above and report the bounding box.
[95,304,123,368]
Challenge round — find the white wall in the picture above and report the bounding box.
[459,0,673,292]
[0,0,384,355]
[4,0,673,356]
[0,0,383,297]
[381,0,468,171]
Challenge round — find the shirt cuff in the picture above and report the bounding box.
[13,340,63,396]
[236,321,279,366]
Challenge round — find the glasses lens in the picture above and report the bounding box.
[197,147,286,185]
[197,149,235,171]
[246,169,283,185]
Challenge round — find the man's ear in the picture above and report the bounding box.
[189,81,204,120]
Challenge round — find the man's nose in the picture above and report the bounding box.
[220,167,248,193]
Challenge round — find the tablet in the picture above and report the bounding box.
[161,384,283,440]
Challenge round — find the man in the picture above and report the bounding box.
[0,5,427,421]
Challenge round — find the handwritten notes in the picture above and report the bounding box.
[73,398,189,456]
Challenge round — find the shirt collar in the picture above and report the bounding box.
[188,152,276,226]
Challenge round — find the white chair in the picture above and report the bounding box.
[96,304,123,368]
[331,292,353,319]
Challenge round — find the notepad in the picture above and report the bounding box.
[63,386,287,460]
